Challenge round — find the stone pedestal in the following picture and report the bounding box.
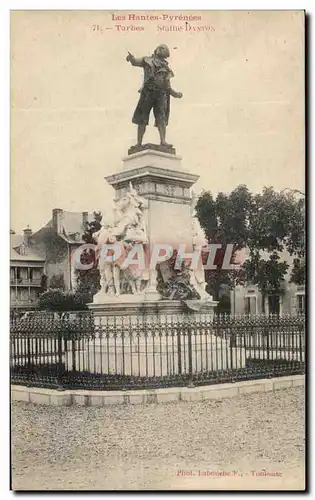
[89,298,217,316]
[103,145,200,303]
[91,144,215,310]
[105,147,199,250]
[85,299,238,378]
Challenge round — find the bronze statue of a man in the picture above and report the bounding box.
[126,44,183,147]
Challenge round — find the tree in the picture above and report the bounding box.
[285,195,305,286]
[38,289,89,311]
[290,258,305,286]
[74,212,102,303]
[195,185,252,251]
[247,188,305,255]
[241,252,289,313]
[243,188,305,305]
[75,250,100,301]
[195,185,252,301]
[39,274,48,294]
[245,188,305,295]
[49,274,65,290]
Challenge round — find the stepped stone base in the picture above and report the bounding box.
[128,143,176,156]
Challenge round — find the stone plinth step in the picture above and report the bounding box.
[128,143,176,156]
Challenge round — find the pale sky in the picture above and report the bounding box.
[11,10,305,234]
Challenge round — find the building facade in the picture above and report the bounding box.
[231,282,305,316]
[10,209,96,310]
[26,209,95,291]
[10,229,45,309]
[230,249,305,316]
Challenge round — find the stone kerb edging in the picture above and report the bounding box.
[11,375,304,407]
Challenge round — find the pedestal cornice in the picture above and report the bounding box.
[88,299,218,316]
[105,165,199,187]
[105,166,199,204]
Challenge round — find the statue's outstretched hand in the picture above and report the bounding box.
[174,91,183,99]
[126,51,134,62]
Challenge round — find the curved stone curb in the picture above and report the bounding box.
[11,375,304,407]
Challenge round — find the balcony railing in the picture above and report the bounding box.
[10,278,42,286]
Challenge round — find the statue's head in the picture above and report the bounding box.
[93,211,102,222]
[108,233,117,244]
[154,44,170,59]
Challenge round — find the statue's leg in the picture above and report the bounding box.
[135,278,141,294]
[130,280,136,294]
[113,265,121,296]
[100,271,107,293]
[98,261,107,293]
[132,89,150,146]
[104,263,113,295]
[154,94,172,147]
[157,122,166,145]
[137,125,146,146]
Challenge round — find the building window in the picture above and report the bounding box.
[29,268,33,282]
[245,296,257,315]
[297,294,305,315]
[268,295,280,316]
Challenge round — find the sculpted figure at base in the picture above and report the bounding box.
[114,183,148,244]
[93,225,124,297]
[190,192,213,301]
[156,251,200,301]
[92,183,148,301]
[126,44,183,148]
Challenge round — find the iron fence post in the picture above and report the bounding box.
[229,325,234,371]
[71,338,76,372]
[27,336,31,370]
[265,320,270,361]
[56,327,65,391]
[187,311,194,389]
[177,326,182,376]
[299,323,303,363]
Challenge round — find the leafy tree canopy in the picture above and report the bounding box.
[195,185,305,300]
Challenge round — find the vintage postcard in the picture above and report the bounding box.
[10,10,305,491]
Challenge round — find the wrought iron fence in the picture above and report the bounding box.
[10,311,305,390]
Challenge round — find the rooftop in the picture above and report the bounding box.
[45,210,95,243]
[10,234,45,263]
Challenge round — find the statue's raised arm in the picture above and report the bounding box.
[126,51,144,67]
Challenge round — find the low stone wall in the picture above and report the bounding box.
[11,374,304,407]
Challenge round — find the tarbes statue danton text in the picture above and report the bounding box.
[126,44,183,148]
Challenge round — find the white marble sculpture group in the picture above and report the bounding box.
[91,181,212,303]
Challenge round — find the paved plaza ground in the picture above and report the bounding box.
[11,386,305,491]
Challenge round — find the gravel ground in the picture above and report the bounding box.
[11,386,305,491]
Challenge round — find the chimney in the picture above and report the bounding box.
[82,211,89,228]
[52,208,63,234]
[23,225,32,246]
